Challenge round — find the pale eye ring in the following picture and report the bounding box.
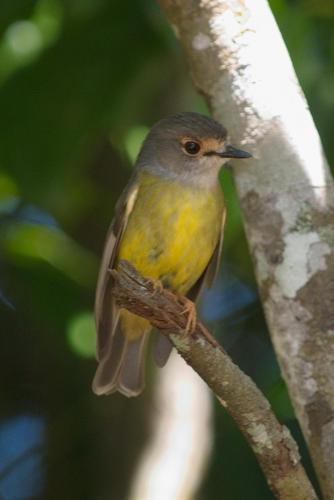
[184,141,201,155]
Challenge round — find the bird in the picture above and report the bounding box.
[92,112,251,397]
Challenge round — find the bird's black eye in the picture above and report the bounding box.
[184,141,201,155]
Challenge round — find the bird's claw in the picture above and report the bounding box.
[178,296,197,335]
[151,278,164,296]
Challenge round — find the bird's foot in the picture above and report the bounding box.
[178,295,197,335]
[151,278,164,296]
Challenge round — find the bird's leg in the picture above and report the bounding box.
[151,278,164,296]
[177,295,197,335]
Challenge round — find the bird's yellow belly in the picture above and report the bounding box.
[118,173,224,295]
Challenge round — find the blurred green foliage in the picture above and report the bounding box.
[0,0,333,498]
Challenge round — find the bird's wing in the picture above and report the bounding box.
[187,207,226,302]
[94,176,139,360]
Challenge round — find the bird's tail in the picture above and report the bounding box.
[92,311,150,397]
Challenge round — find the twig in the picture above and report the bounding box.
[112,260,317,500]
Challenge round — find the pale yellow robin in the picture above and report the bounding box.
[93,112,251,397]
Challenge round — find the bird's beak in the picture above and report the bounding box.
[217,144,252,159]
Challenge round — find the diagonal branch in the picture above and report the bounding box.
[112,260,317,500]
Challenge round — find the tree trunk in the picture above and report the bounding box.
[156,1,334,498]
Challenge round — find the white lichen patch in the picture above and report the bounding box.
[170,334,190,353]
[298,360,318,399]
[195,336,206,347]
[282,426,300,464]
[192,33,211,51]
[276,199,313,235]
[255,249,270,282]
[274,231,330,299]
[266,285,310,356]
[248,423,272,453]
[217,396,228,408]
[308,240,331,275]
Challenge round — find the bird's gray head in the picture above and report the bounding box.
[136,112,251,187]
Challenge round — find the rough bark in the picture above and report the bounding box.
[156,1,334,498]
[112,260,317,500]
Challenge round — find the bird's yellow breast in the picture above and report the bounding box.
[118,172,224,295]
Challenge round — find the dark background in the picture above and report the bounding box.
[0,0,333,498]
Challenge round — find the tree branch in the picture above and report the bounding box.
[112,260,317,500]
[156,1,334,497]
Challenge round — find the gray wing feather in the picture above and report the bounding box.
[92,321,149,397]
[94,177,139,360]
